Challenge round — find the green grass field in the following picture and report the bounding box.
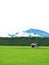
[0,46,49,65]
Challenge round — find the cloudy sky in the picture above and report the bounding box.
[0,0,49,36]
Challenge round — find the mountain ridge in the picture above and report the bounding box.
[8,28,49,37]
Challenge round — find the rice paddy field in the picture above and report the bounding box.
[0,46,49,65]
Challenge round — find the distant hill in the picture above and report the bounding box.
[8,28,49,37]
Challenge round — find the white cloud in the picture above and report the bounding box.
[30,33,40,37]
[16,32,29,37]
[15,32,40,37]
[0,0,49,37]
[0,32,8,37]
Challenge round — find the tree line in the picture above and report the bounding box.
[0,37,49,46]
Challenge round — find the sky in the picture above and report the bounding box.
[0,0,49,36]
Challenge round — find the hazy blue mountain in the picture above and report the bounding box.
[8,28,49,37]
[23,28,49,37]
[8,32,19,37]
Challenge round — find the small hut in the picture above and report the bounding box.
[31,43,39,48]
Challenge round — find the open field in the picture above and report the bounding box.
[0,46,49,65]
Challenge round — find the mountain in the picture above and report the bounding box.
[8,28,49,37]
[23,29,49,37]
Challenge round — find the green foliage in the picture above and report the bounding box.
[0,46,49,65]
[0,37,49,46]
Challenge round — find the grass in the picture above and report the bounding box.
[0,46,49,65]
